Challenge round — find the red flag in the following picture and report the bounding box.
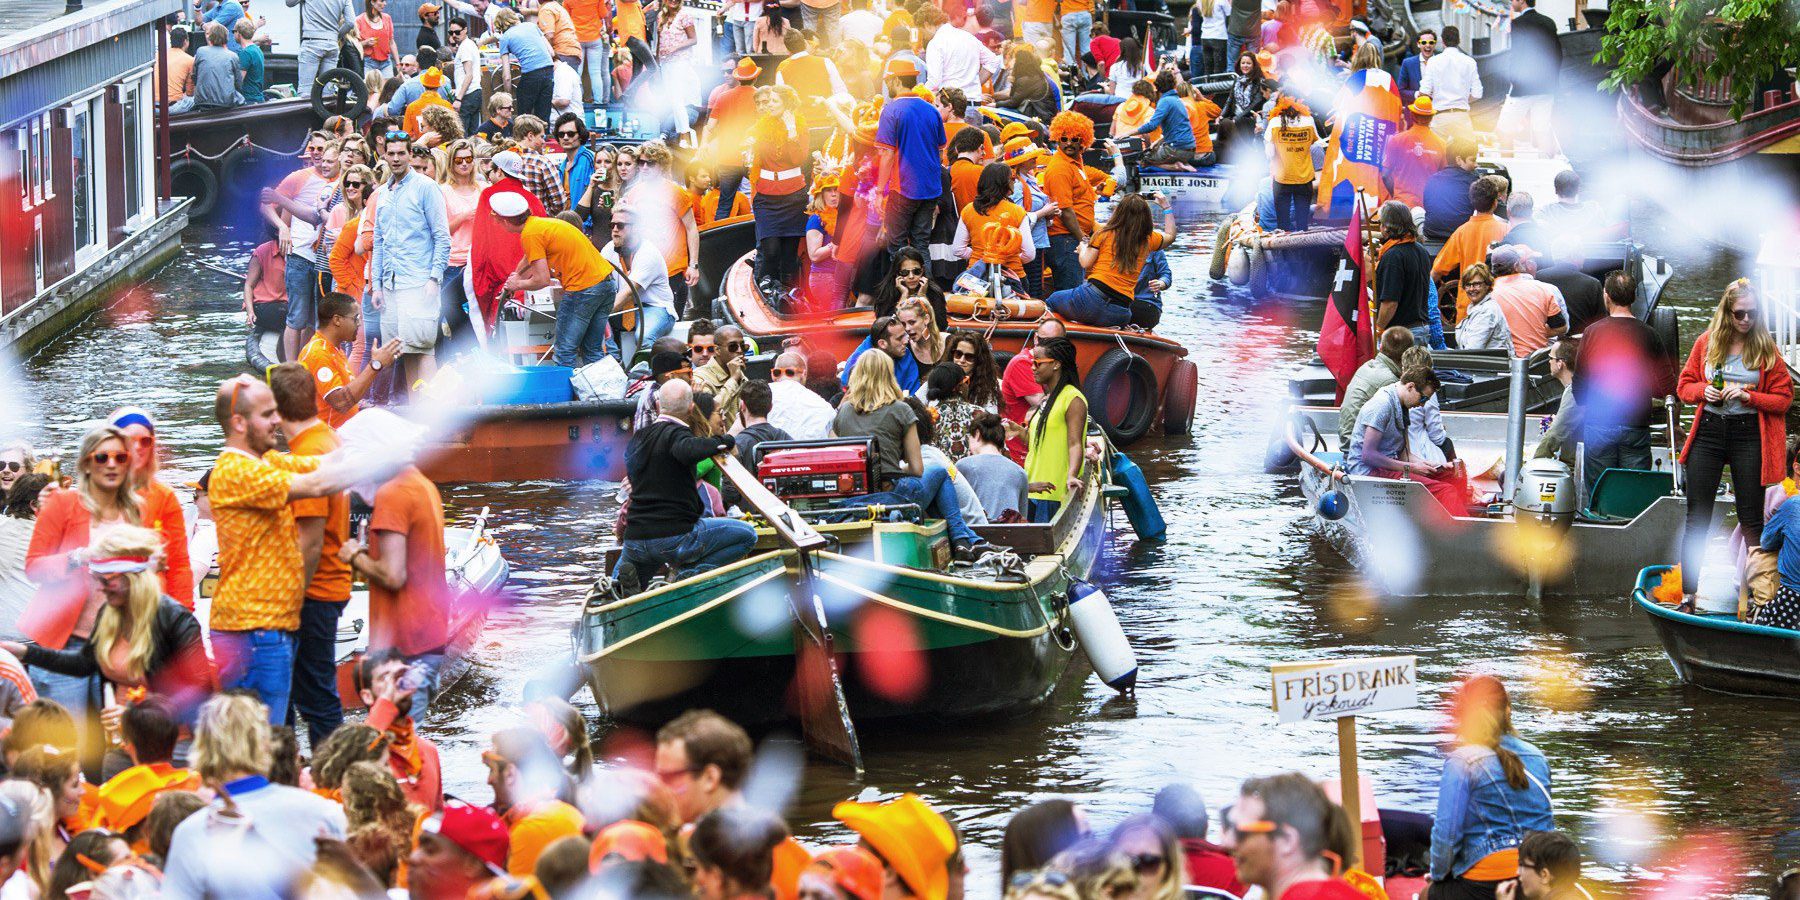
[1316,194,1374,402]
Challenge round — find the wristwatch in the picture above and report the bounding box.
[371,358,384,371]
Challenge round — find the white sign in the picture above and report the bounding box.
[1271,655,1418,724]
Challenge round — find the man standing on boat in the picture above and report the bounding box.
[287,0,355,100]
[1397,30,1436,112]
[339,461,451,720]
[1419,26,1480,145]
[1574,271,1676,494]
[876,58,949,270]
[612,380,758,596]
[370,135,452,394]
[1500,0,1561,154]
[493,193,621,369]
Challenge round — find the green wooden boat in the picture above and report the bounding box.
[574,471,1112,728]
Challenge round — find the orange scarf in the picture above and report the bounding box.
[383,717,425,777]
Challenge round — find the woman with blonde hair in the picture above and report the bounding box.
[833,349,994,560]
[106,408,193,609]
[0,779,56,894]
[898,296,949,368]
[417,103,464,148]
[438,137,483,354]
[1676,278,1794,607]
[11,745,81,859]
[4,526,212,718]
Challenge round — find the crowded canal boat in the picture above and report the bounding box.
[5,0,1800,896]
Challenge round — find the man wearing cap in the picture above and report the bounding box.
[590,820,670,872]
[385,45,452,117]
[495,195,621,369]
[417,2,444,54]
[834,794,962,900]
[1382,96,1444,208]
[705,58,762,222]
[632,343,693,431]
[404,67,454,137]
[1486,244,1568,357]
[802,848,886,900]
[614,380,757,595]
[410,801,513,898]
[876,56,947,269]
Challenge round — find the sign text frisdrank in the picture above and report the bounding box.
[1270,656,1418,724]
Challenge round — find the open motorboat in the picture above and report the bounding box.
[1633,565,1800,700]
[1282,356,1700,599]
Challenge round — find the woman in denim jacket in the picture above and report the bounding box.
[1425,676,1554,900]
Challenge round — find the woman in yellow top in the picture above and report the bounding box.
[1045,192,1176,328]
[1265,95,1319,231]
[955,162,1035,296]
[1005,337,1088,523]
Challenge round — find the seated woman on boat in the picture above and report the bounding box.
[1002,338,1089,524]
[831,352,994,561]
[1426,676,1553,900]
[1676,279,1793,610]
[1454,264,1509,353]
[1345,366,1468,515]
[872,248,947,327]
[1752,438,1800,629]
[1045,194,1176,329]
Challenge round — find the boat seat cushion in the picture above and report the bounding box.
[1581,468,1673,522]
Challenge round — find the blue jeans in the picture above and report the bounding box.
[554,279,617,368]
[289,600,344,748]
[1047,281,1133,328]
[613,517,760,581]
[213,629,298,725]
[1060,11,1093,66]
[401,651,447,723]
[439,265,476,360]
[619,304,675,368]
[892,464,980,544]
[582,40,611,103]
[29,636,97,719]
[1273,180,1313,231]
[284,254,319,330]
[1047,233,1083,293]
[1583,423,1653,495]
[1029,498,1061,523]
[726,19,753,55]
[885,193,936,260]
[1224,31,1259,81]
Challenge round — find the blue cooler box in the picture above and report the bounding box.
[481,364,576,406]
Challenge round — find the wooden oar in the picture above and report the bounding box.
[715,454,863,776]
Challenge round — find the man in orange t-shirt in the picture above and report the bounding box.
[1432,174,1512,322]
[268,362,356,748]
[340,465,451,717]
[487,727,585,877]
[1383,96,1445,207]
[1042,114,1098,292]
[299,293,399,428]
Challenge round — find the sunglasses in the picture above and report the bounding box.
[385,130,411,141]
[344,180,366,189]
[898,267,925,277]
[688,344,715,355]
[1419,39,1436,44]
[725,341,743,353]
[1732,307,1758,320]
[89,452,130,466]
[1127,853,1165,874]
[952,349,976,361]
[773,367,800,378]
[1227,818,1279,838]
[0,461,21,473]
[498,104,514,111]
[1010,871,1070,890]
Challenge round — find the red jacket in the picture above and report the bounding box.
[1180,839,1247,898]
[1676,331,1794,486]
[27,484,194,605]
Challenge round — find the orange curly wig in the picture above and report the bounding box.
[1048,111,1095,148]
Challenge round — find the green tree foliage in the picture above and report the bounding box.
[1598,0,1794,116]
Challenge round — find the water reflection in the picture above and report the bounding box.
[11,212,1798,896]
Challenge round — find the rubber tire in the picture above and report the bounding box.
[169,158,218,220]
[219,144,274,202]
[1650,306,1680,365]
[993,349,1016,375]
[245,325,283,374]
[312,66,370,121]
[1208,219,1232,280]
[1162,358,1198,436]
[1083,348,1157,445]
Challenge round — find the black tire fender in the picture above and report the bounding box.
[1082,348,1157,445]
[1162,358,1198,436]
[1649,306,1680,366]
[312,66,370,121]
[169,158,218,220]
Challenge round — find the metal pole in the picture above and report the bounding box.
[156,17,171,202]
[1503,354,1527,503]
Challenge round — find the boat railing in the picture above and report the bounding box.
[1283,411,1342,479]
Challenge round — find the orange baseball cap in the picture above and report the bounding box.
[806,848,886,900]
[588,820,670,873]
[421,67,444,89]
[885,57,920,79]
[832,795,956,900]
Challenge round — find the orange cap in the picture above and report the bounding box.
[588,820,669,873]
[832,795,956,900]
[422,67,444,89]
[806,848,886,900]
[999,122,1033,143]
[885,56,920,79]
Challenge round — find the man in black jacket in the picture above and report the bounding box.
[613,380,758,595]
[1500,0,1561,152]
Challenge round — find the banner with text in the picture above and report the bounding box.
[1271,656,1418,724]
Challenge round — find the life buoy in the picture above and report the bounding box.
[1162,359,1197,436]
[312,67,370,122]
[1082,348,1157,445]
[169,158,218,220]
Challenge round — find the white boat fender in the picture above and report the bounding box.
[1226,243,1252,285]
[1067,580,1137,693]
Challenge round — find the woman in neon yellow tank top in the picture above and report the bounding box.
[1006,337,1089,523]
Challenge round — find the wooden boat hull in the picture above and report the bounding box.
[718,256,1191,444]
[419,399,638,484]
[169,97,320,222]
[1634,565,1800,699]
[1290,406,1690,598]
[576,471,1109,727]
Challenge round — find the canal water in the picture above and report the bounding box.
[7,210,1795,896]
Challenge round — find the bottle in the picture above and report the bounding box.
[1712,368,1725,392]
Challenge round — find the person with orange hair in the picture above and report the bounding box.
[1427,675,1553,899]
[1043,111,1098,293]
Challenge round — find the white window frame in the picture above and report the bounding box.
[70,91,107,266]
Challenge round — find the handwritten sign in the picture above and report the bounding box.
[1270,656,1417,724]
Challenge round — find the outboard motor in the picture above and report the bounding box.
[1513,458,1577,529]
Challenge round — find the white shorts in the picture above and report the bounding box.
[1497,94,1557,151]
[390,284,440,354]
[1022,21,1055,53]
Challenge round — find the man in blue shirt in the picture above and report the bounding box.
[1132,248,1170,329]
[369,136,451,397]
[874,56,946,272]
[1421,137,1479,241]
[199,0,246,47]
[1131,70,1198,167]
[841,316,922,394]
[235,21,267,103]
[485,8,555,124]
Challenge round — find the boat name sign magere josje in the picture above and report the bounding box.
[1270,656,1419,724]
